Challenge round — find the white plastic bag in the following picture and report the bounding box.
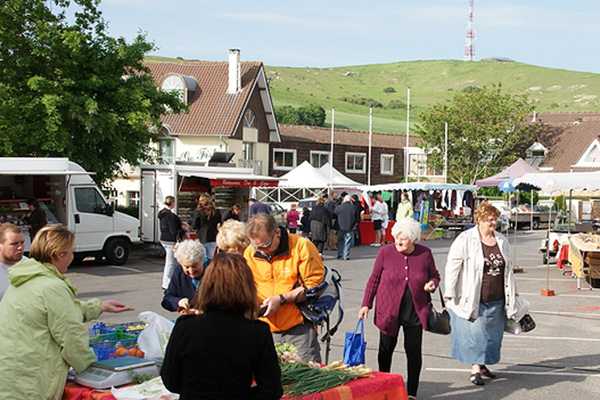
[111,376,179,400]
[137,311,174,362]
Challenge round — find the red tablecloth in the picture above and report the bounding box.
[557,244,569,270]
[64,371,407,400]
[359,221,396,245]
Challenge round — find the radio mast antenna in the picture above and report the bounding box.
[464,0,475,61]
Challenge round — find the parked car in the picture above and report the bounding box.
[265,202,287,226]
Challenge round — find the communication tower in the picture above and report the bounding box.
[464,0,475,61]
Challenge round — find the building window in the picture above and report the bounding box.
[576,139,600,166]
[242,142,254,161]
[244,109,257,128]
[310,151,330,168]
[380,154,394,175]
[273,148,296,170]
[345,152,366,173]
[160,139,175,163]
[128,191,140,207]
[161,75,185,102]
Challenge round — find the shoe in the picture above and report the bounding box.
[337,255,342,259]
[470,373,485,386]
[480,366,497,379]
[369,243,376,247]
[372,243,381,247]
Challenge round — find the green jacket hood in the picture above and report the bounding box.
[8,258,77,295]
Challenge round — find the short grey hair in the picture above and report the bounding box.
[343,195,353,203]
[391,218,421,243]
[174,239,206,265]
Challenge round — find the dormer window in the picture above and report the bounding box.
[575,139,600,166]
[161,74,197,104]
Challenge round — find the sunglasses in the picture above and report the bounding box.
[252,230,277,251]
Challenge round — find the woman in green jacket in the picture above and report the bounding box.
[0,225,134,400]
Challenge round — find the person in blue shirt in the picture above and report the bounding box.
[248,198,270,218]
[161,240,206,313]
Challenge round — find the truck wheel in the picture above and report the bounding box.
[532,219,540,230]
[105,238,130,265]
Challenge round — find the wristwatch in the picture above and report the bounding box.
[279,294,287,306]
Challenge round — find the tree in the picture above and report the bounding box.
[275,103,326,126]
[0,0,186,184]
[413,84,538,185]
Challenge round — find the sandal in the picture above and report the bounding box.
[480,365,497,379]
[470,373,485,386]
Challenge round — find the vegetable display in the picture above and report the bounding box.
[275,343,372,397]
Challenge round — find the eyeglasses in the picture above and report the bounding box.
[252,230,277,251]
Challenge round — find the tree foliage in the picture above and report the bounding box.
[275,103,326,126]
[413,84,538,185]
[0,0,186,184]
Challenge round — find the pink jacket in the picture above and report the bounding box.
[286,209,300,228]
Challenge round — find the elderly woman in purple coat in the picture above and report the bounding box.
[359,218,440,400]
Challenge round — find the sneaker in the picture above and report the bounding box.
[372,243,381,247]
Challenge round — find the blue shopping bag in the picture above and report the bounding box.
[343,318,366,366]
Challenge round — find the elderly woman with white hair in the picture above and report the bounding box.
[161,239,206,314]
[358,218,440,400]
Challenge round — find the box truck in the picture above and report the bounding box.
[0,158,140,264]
[140,162,278,244]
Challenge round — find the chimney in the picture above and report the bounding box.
[228,49,241,94]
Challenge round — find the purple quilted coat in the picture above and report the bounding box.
[361,243,440,336]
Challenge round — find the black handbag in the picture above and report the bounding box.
[427,289,451,335]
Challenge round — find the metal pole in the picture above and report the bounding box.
[329,108,334,190]
[444,122,448,184]
[513,190,519,265]
[368,108,372,186]
[405,87,410,183]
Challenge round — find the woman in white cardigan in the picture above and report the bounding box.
[444,203,519,386]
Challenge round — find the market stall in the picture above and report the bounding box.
[64,371,408,400]
[565,233,600,289]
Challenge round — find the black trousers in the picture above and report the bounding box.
[312,240,325,253]
[378,326,423,397]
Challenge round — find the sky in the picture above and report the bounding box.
[98,0,600,74]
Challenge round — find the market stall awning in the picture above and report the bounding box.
[476,158,538,187]
[359,182,477,192]
[512,171,600,193]
[277,161,333,188]
[318,163,361,187]
[176,168,279,187]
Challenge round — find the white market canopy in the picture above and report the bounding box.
[512,171,600,193]
[278,161,360,188]
[318,163,361,187]
[475,158,539,187]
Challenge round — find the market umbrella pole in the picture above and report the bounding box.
[542,196,555,296]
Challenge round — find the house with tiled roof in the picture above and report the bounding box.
[271,124,436,186]
[532,112,600,173]
[112,49,280,206]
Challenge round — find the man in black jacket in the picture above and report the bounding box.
[334,195,358,260]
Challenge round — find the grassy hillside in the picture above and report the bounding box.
[145,56,600,133]
[265,59,600,133]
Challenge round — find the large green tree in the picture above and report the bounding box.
[0,0,186,184]
[275,103,326,126]
[413,84,538,185]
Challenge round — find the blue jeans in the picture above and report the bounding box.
[337,230,354,260]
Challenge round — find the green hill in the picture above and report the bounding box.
[265,59,600,133]
[146,56,600,133]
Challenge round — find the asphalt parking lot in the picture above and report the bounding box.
[68,230,600,400]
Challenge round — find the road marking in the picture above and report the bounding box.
[426,367,600,378]
[110,265,144,273]
[503,334,600,342]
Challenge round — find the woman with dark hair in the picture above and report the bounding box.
[24,197,47,242]
[0,225,133,399]
[191,193,222,261]
[161,252,282,400]
[309,197,332,256]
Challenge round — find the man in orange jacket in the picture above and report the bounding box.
[244,213,325,363]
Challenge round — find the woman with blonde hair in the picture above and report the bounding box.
[162,252,282,399]
[216,219,249,254]
[0,225,133,398]
[191,193,222,261]
[445,202,519,386]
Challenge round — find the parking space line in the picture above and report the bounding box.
[503,334,600,342]
[426,367,600,378]
[110,266,144,273]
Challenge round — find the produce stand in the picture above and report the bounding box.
[566,233,600,290]
[64,371,407,400]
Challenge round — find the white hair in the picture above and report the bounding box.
[174,239,206,264]
[343,195,353,203]
[391,218,421,242]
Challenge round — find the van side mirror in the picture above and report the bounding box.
[106,202,114,217]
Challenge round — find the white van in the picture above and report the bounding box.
[0,158,140,264]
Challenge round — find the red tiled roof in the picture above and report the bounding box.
[144,61,262,136]
[537,112,600,172]
[277,124,422,148]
